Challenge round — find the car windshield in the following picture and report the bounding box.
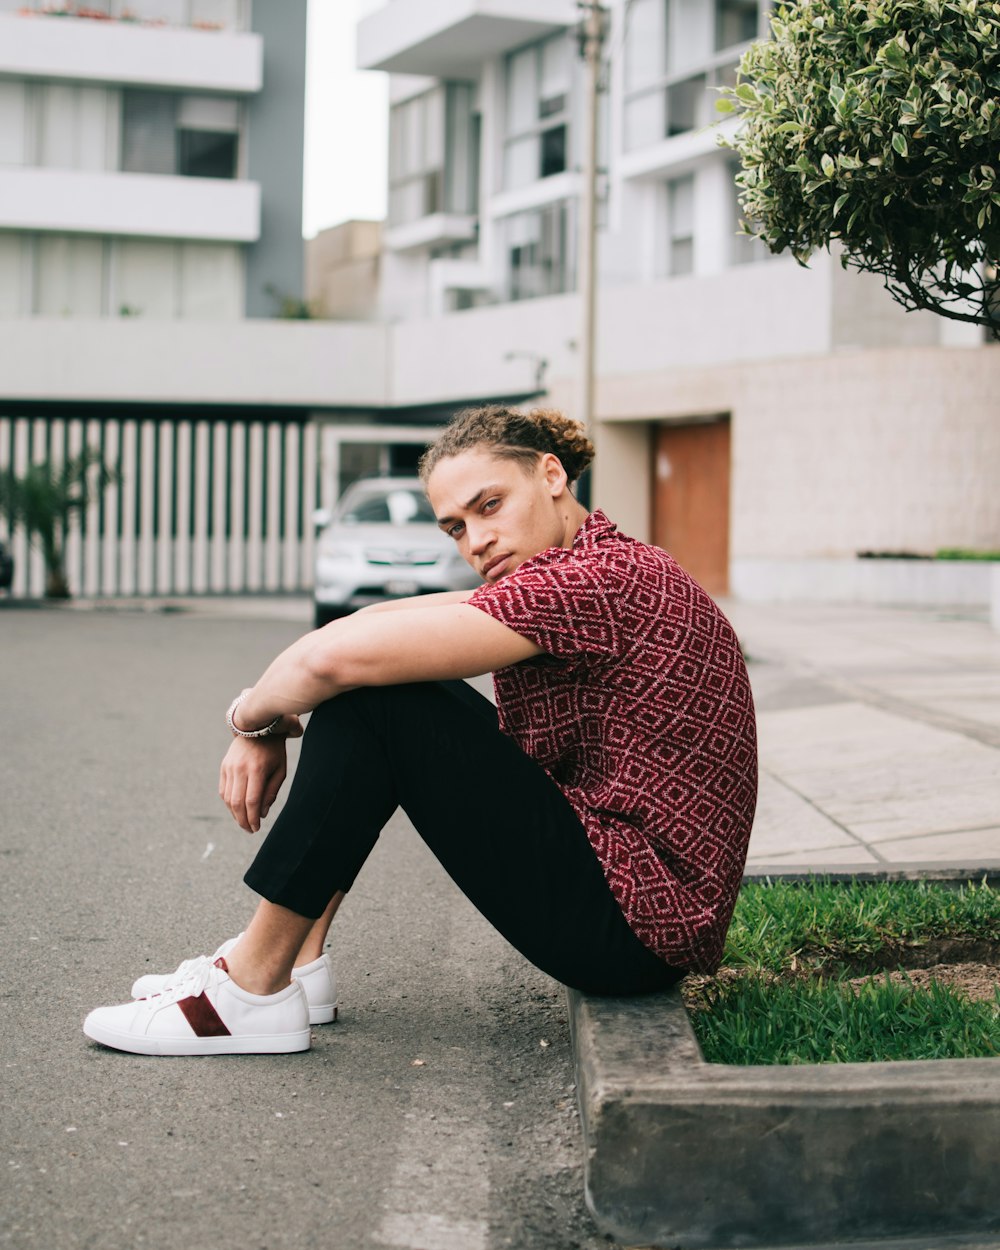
[340,487,437,526]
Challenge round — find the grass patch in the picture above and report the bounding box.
[691,973,1000,1066]
[935,548,1000,561]
[721,876,1000,972]
[683,878,1000,1066]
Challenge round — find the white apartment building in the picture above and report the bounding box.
[0,0,306,321]
[0,0,360,598]
[356,0,1000,598]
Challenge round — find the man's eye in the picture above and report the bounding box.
[483,498,499,512]
[448,523,465,538]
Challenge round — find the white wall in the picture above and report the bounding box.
[0,319,390,407]
[597,341,1000,559]
[387,250,832,407]
[730,347,1000,558]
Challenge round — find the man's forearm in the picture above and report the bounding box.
[232,628,354,729]
[229,602,539,732]
[356,588,476,615]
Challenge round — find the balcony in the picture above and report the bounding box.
[357,0,577,78]
[387,165,477,252]
[0,319,389,410]
[0,167,260,242]
[0,12,262,93]
[385,213,477,254]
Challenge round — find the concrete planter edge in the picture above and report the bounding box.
[569,867,1000,1250]
[730,558,997,608]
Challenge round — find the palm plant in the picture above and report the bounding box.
[0,449,117,598]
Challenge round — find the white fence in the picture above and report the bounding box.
[0,411,323,598]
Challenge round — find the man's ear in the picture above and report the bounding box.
[539,452,568,497]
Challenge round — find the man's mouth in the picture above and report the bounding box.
[482,554,512,581]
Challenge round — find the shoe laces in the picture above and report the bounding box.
[159,935,242,989]
[166,953,212,984]
[142,959,224,1007]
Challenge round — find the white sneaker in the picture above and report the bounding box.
[288,953,338,1025]
[131,939,338,1025]
[84,958,310,1056]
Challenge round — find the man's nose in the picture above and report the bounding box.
[467,522,494,555]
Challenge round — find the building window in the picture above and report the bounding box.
[122,91,241,179]
[0,234,27,316]
[624,0,760,150]
[34,235,106,318]
[0,81,30,167]
[503,34,571,191]
[667,174,695,276]
[388,84,478,228]
[3,82,119,172]
[10,234,243,320]
[177,129,238,178]
[503,200,574,302]
[445,85,479,219]
[716,0,760,51]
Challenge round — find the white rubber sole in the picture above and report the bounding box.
[309,1003,338,1025]
[83,1017,310,1056]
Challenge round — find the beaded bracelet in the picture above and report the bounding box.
[226,690,282,739]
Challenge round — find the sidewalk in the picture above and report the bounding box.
[726,600,1000,872]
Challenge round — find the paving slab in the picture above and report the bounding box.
[746,772,861,861]
[749,843,882,865]
[867,827,1000,862]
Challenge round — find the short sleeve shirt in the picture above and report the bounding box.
[468,509,757,973]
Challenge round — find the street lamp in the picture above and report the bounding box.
[575,1,607,438]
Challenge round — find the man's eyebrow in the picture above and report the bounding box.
[436,486,497,527]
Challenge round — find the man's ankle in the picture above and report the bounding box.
[293,946,325,969]
[223,951,293,997]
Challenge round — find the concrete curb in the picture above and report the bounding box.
[0,594,312,621]
[569,872,1000,1250]
[744,862,1000,887]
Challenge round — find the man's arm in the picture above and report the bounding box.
[355,588,476,615]
[232,602,539,730]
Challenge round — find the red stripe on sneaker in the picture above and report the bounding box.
[177,992,231,1038]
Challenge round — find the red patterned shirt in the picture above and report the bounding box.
[468,509,757,973]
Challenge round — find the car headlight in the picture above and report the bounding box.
[318,545,354,563]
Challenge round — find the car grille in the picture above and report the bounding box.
[364,549,441,567]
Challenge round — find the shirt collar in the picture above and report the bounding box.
[572,509,618,550]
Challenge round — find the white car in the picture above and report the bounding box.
[312,476,481,628]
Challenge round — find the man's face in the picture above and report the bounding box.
[426,448,571,583]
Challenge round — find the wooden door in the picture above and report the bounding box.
[652,418,731,596]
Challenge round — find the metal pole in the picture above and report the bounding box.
[576,1,604,437]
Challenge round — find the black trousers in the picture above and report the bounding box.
[244,681,683,996]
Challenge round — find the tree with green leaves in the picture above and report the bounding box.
[718,0,1000,333]
[0,449,117,598]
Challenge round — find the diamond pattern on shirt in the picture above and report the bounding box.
[469,510,758,973]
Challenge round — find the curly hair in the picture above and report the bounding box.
[418,406,595,486]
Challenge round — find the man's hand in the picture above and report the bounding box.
[219,715,302,833]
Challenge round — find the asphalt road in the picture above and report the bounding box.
[1,606,614,1250]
